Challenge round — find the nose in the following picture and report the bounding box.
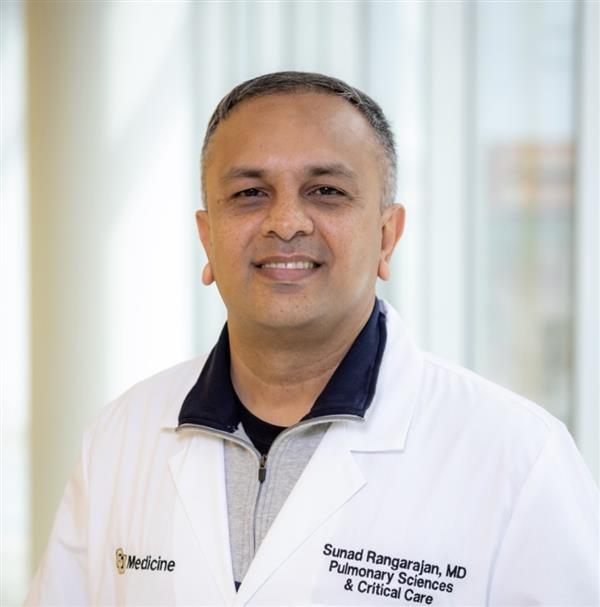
[260,192,314,241]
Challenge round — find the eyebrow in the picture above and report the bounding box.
[222,167,265,182]
[307,164,358,181]
[221,163,358,183]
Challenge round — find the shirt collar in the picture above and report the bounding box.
[177,298,387,431]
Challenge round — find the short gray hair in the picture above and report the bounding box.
[201,71,397,209]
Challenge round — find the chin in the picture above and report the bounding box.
[255,308,317,331]
[246,297,326,332]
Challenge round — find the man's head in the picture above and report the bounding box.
[201,71,397,210]
[196,71,405,336]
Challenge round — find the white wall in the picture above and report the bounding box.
[1,1,30,603]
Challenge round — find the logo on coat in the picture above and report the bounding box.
[115,547,175,575]
[116,548,126,575]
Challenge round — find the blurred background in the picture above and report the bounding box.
[1,0,598,603]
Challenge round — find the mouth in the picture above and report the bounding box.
[252,257,322,282]
[259,260,319,270]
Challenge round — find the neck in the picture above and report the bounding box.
[228,299,375,426]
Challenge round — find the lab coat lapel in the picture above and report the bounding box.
[234,423,365,606]
[168,432,236,605]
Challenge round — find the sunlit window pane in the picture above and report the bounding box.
[471,1,577,423]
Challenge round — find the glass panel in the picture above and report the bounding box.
[471,1,577,423]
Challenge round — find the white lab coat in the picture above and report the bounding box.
[26,302,599,606]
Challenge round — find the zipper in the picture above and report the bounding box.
[253,454,268,551]
[258,454,268,483]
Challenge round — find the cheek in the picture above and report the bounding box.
[210,219,254,268]
[323,217,382,273]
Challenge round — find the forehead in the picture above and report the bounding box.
[203,92,383,180]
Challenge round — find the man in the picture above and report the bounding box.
[26,72,598,606]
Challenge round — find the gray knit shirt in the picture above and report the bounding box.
[224,421,331,585]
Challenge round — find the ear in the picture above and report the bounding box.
[378,204,405,281]
[195,210,214,285]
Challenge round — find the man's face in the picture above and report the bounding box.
[197,92,403,334]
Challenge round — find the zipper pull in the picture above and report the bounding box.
[258,454,267,483]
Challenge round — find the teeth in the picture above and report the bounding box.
[262,261,316,269]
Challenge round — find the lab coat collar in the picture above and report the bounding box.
[168,435,236,605]
[176,298,387,430]
[342,299,424,453]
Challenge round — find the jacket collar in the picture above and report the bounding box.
[177,298,387,431]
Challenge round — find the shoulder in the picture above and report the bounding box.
[412,351,566,466]
[421,352,559,430]
[85,355,207,444]
[380,300,562,452]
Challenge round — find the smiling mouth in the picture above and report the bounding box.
[258,261,319,269]
[252,258,322,282]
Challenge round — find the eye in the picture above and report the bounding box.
[232,188,266,198]
[310,186,345,196]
